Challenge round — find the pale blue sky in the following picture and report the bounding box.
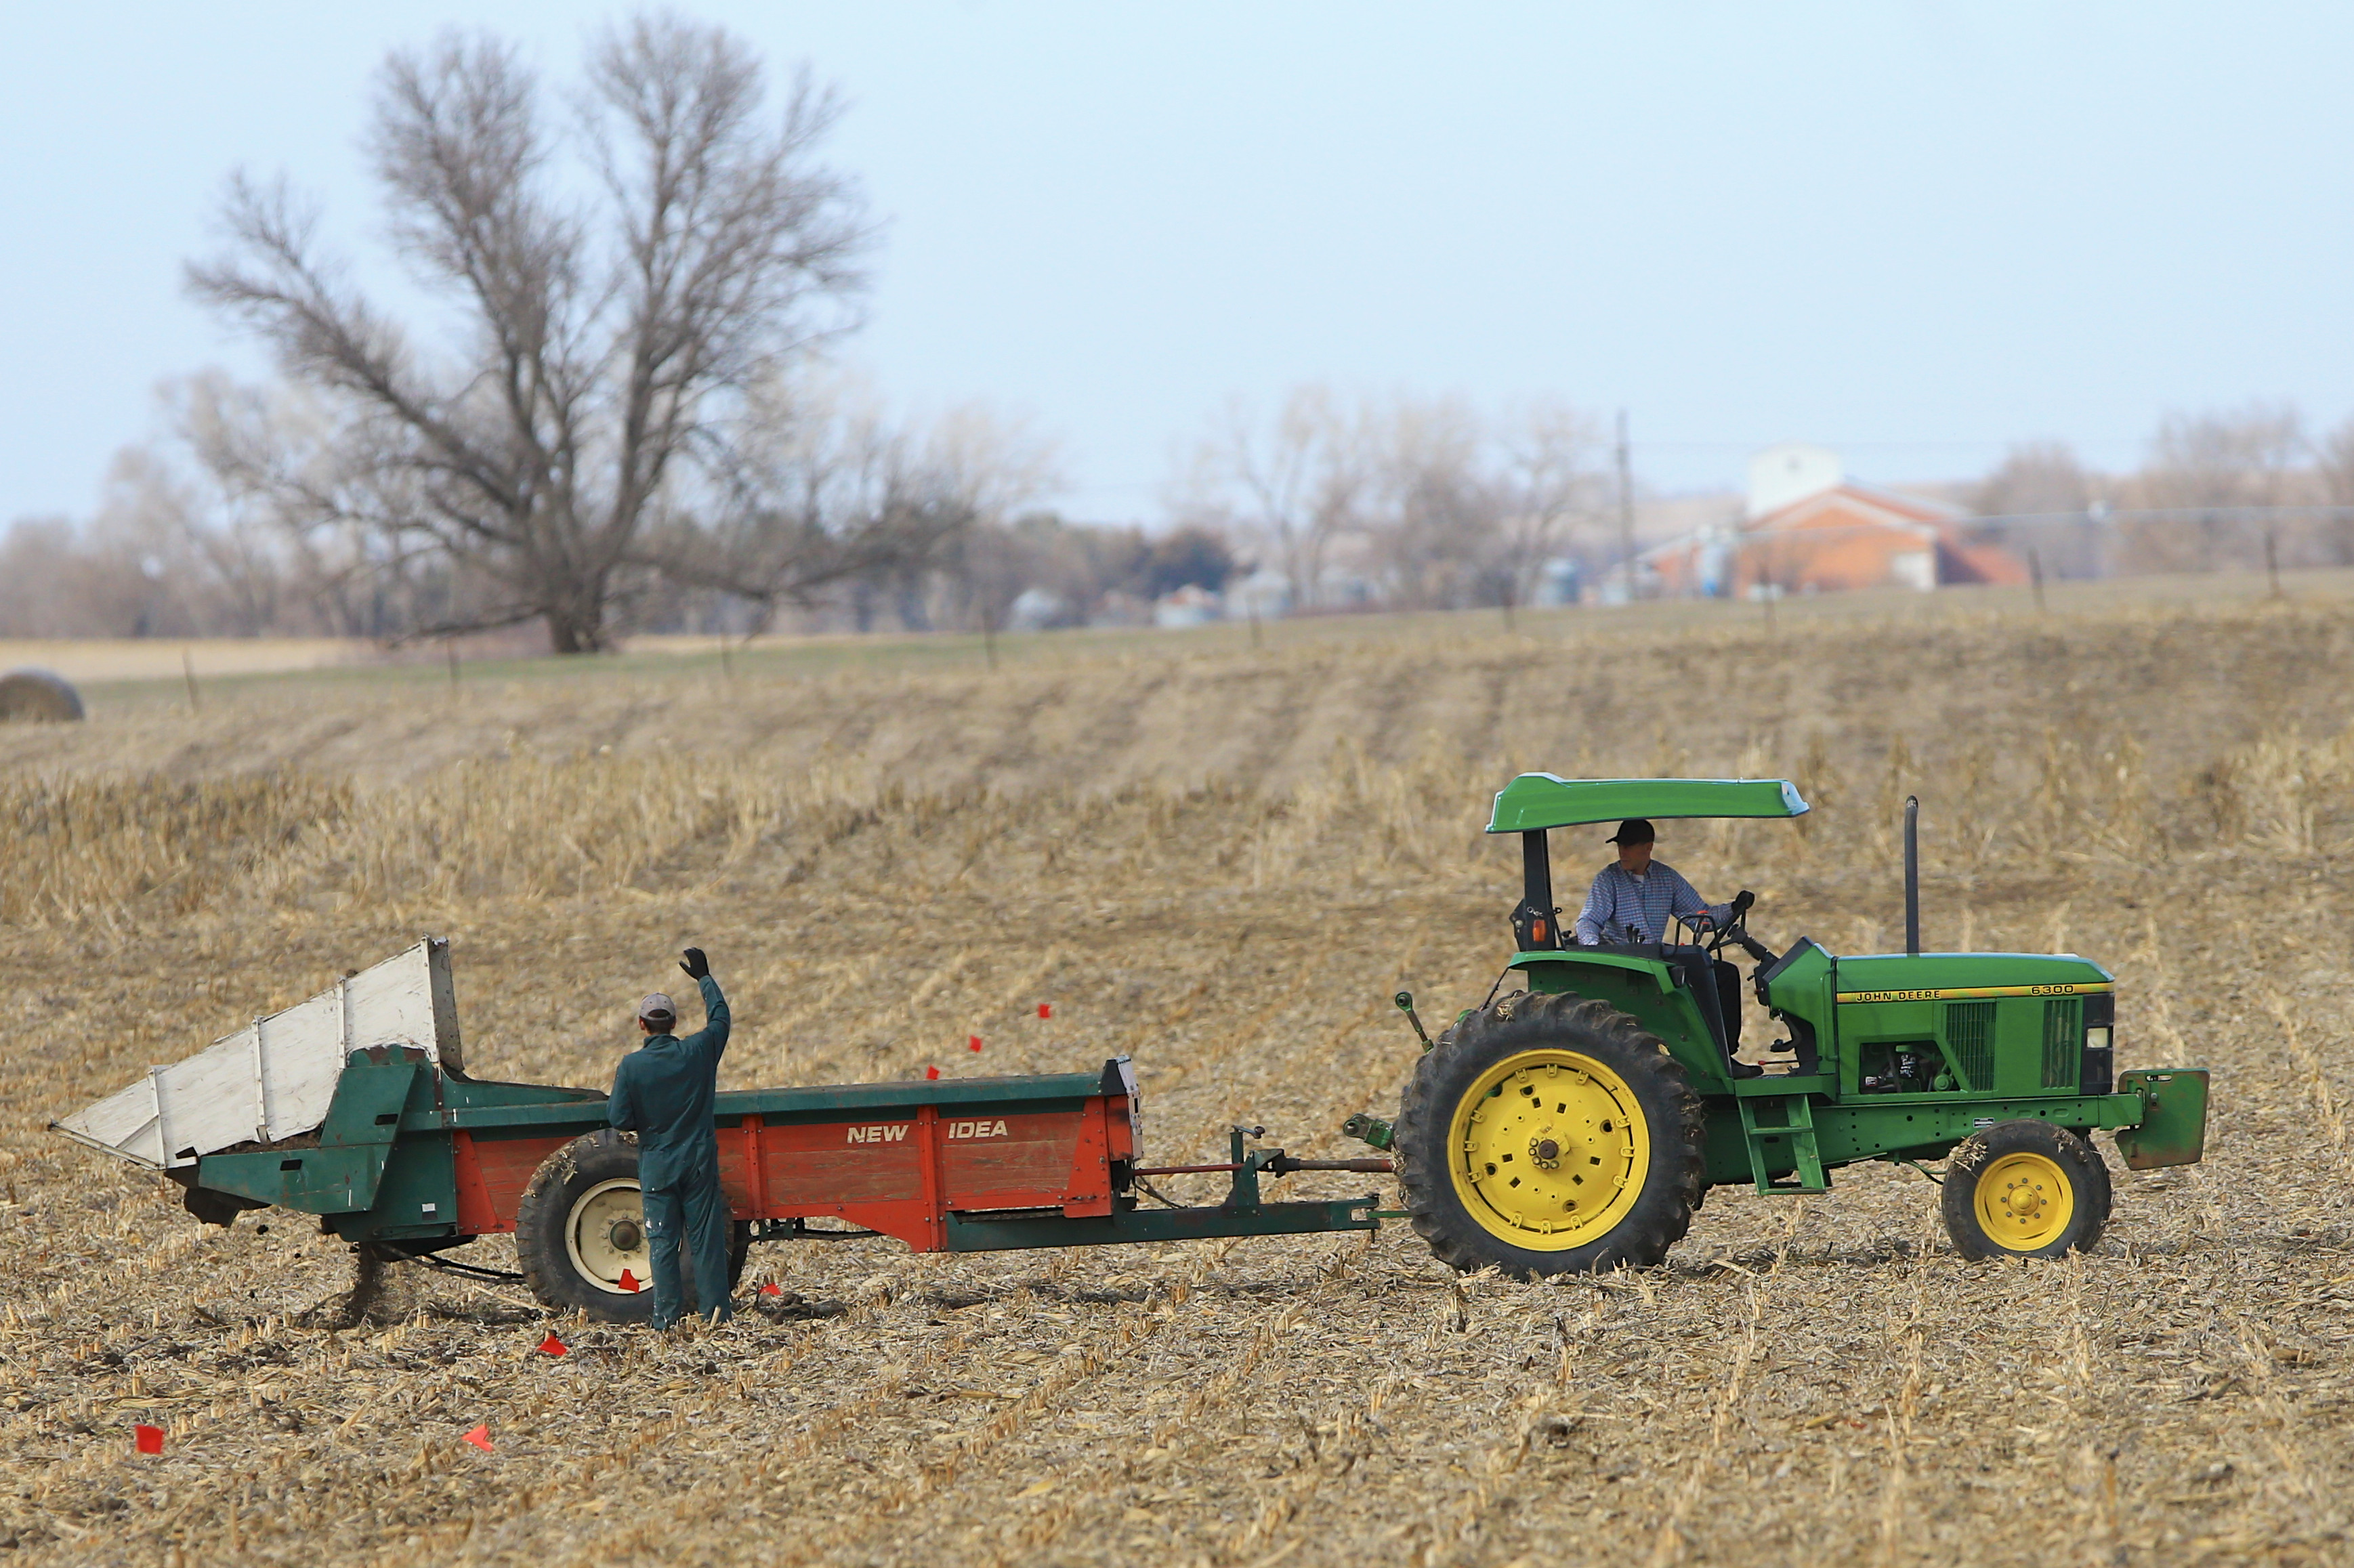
[4,3,2349,522]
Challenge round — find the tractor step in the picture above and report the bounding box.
[1737,1093,1828,1194]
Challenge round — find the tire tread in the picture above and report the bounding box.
[1939,1118,2109,1260]
[1395,989,1705,1279]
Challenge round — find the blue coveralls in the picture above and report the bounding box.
[608,974,734,1328]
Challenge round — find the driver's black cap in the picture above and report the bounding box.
[1605,818,1656,845]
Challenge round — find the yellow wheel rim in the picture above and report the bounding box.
[1447,1049,1650,1252]
[1973,1151,2075,1252]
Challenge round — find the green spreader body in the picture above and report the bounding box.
[55,941,1385,1314]
[180,1055,1379,1256]
[1488,775,2208,1193]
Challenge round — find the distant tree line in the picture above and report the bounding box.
[1169,385,1608,613]
[1969,405,2354,578]
[8,16,2354,642]
[29,389,2354,641]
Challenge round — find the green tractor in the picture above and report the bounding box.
[1379,776,2208,1276]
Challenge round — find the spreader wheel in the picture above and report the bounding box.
[1395,991,1704,1279]
[515,1130,749,1322]
[1939,1120,2109,1260]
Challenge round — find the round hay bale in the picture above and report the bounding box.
[0,669,85,723]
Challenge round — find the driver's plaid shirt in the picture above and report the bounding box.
[1572,860,1729,946]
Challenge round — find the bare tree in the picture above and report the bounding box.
[186,16,868,651]
[1371,398,1605,613]
[1968,440,2103,578]
[1175,385,1371,610]
[666,376,1057,631]
[0,520,89,638]
[1973,440,2092,518]
[168,373,438,637]
[1490,400,1605,611]
[2141,404,2305,507]
[1371,395,1490,610]
[2122,403,2307,573]
[1176,389,1603,614]
[2316,417,2354,564]
[0,456,272,640]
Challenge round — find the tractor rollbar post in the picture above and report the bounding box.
[1904,794,1920,957]
[1514,829,1561,950]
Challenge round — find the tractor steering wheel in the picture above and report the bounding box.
[1704,890,1763,961]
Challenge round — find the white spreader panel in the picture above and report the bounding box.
[55,937,463,1169]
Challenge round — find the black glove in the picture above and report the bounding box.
[679,947,710,981]
[1731,889,1756,915]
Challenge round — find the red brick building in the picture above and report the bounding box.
[1732,482,2028,595]
[1649,448,2029,597]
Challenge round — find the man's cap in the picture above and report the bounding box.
[1605,818,1656,845]
[638,992,677,1025]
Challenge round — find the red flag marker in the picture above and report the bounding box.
[463,1424,493,1452]
[1038,1003,1052,1019]
[538,1332,568,1357]
[761,1282,783,1296]
[969,1035,984,1053]
[925,1065,941,1080]
[133,1424,164,1456]
[618,1269,642,1293]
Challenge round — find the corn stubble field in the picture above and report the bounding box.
[4,583,2354,1566]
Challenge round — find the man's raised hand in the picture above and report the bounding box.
[679,947,710,981]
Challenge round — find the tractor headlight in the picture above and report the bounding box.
[2080,993,2116,1096]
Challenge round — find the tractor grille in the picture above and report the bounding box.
[1944,1001,1995,1091]
[2040,997,2081,1090]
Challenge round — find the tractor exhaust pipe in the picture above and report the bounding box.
[1904,794,1920,956]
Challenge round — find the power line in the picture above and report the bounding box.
[1628,438,2150,452]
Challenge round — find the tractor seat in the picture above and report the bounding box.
[1662,950,1736,1055]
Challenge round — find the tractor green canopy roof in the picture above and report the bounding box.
[1486,775,1811,834]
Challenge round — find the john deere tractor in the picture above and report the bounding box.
[1382,776,2208,1276]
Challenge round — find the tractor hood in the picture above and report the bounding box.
[1830,952,2114,1003]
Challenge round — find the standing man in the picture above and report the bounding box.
[609,947,734,1328]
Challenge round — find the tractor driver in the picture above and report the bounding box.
[1573,820,1760,1076]
[609,947,735,1329]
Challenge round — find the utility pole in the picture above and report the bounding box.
[1615,408,1636,600]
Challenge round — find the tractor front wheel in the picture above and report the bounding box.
[515,1130,750,1322]
[1394,991,1705,1279]
[1939,1120,2109,1260]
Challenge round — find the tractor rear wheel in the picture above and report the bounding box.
[1395,990,1705,1279]
[516,1130,750,1322]
[1939,1120,2108,1260]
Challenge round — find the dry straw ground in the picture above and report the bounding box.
[3,580,2353,1566]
